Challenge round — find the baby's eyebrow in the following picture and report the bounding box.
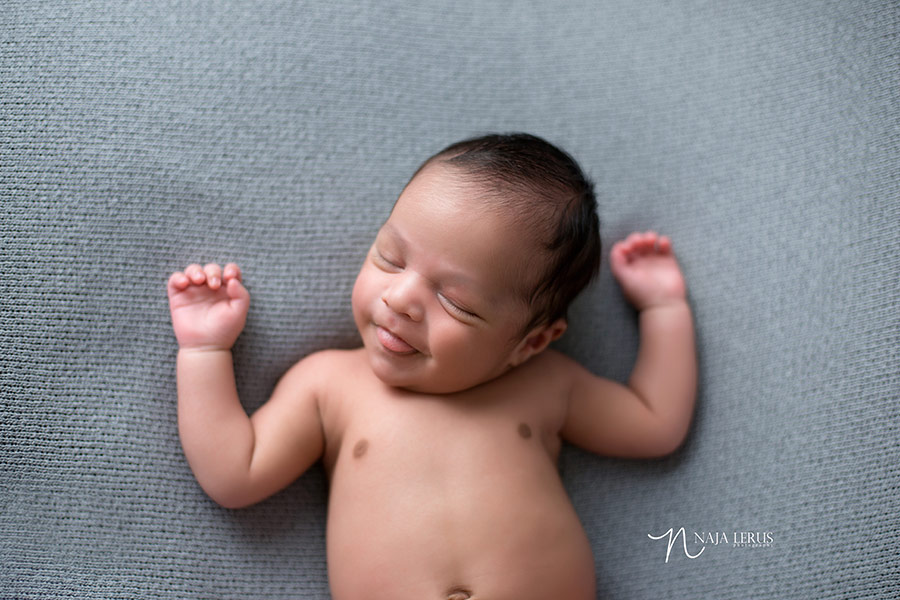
[439,270,479,290]
[377,222,407,250]
[379,222,487,296]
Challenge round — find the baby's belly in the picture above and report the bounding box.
[325,427,595,600]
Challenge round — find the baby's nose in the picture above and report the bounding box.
[382,275,425,322]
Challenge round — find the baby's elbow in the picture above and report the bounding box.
[647,397,695,458]
[199,479,259,510]
[649,422,691,458]
[212,493,255,510]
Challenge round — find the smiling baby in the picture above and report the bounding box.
[167,133,697,599]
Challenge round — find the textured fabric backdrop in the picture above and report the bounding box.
[2,1,898,598]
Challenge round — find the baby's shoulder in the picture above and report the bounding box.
[528,348,587,376]
[289,347,367,379]
[290,348,369,443]
[511,348,590,391]
[274,347,366,396]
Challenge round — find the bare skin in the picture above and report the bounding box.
[167,165,696,599]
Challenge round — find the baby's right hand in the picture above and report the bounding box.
[166,263,250,351]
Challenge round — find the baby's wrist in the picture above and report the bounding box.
[178,345,233,355]
[638,297,690,314]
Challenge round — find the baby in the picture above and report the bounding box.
[167,133,696,600]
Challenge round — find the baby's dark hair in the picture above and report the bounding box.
[413,132,601,334]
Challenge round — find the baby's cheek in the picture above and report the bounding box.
[428,317,466,355]
[350,269,375,317]
[433,321,492,376]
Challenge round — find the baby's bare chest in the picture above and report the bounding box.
[321,378,594,599]
[335,394,561,494]
[322,365,569,479]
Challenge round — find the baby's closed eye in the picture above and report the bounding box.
[373,249,402,271]
[438,293,479,320]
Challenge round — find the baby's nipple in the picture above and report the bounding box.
[353,439,369,458]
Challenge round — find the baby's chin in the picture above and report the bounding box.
[365,349,474,395]
[367,352,513,396]
[370,364,457,395]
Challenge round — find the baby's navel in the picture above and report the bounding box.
[353,439,369,458]
[518,422,532,439]
[445,586,472,600]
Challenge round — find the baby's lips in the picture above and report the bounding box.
[376,326,418,354]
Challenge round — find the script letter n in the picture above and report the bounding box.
[648,527,705,563]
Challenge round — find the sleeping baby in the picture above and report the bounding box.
[166,133,697,599]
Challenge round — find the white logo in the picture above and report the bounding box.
[648,528,774,562]
[647,527,704,563]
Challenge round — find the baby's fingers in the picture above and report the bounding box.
[171,262,241,294]
[185,263,206,286]
[225,276,250,308]
[204,263,223,290]
[223,262,242,283]
[167,271,190,293]
[657,235,672,254]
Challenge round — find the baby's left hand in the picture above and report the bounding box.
[610,231,687,311]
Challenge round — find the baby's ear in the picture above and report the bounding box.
[509,318,568,367]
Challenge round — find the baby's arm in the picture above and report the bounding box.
[562,232,697,458]
[167,263,324,508]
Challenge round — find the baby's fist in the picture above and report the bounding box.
[610,232,687,311]
[167,262,250,350]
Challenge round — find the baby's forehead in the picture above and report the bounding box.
[453,203,550,296]
[434,166,553,225]
[397,161,554,270]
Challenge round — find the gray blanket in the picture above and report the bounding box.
[2,1,897,598]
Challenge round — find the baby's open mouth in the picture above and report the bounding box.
[376,325,418,355]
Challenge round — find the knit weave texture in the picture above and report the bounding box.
[2,1,898,598]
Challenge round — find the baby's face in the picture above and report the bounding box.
[352,164,540,394]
